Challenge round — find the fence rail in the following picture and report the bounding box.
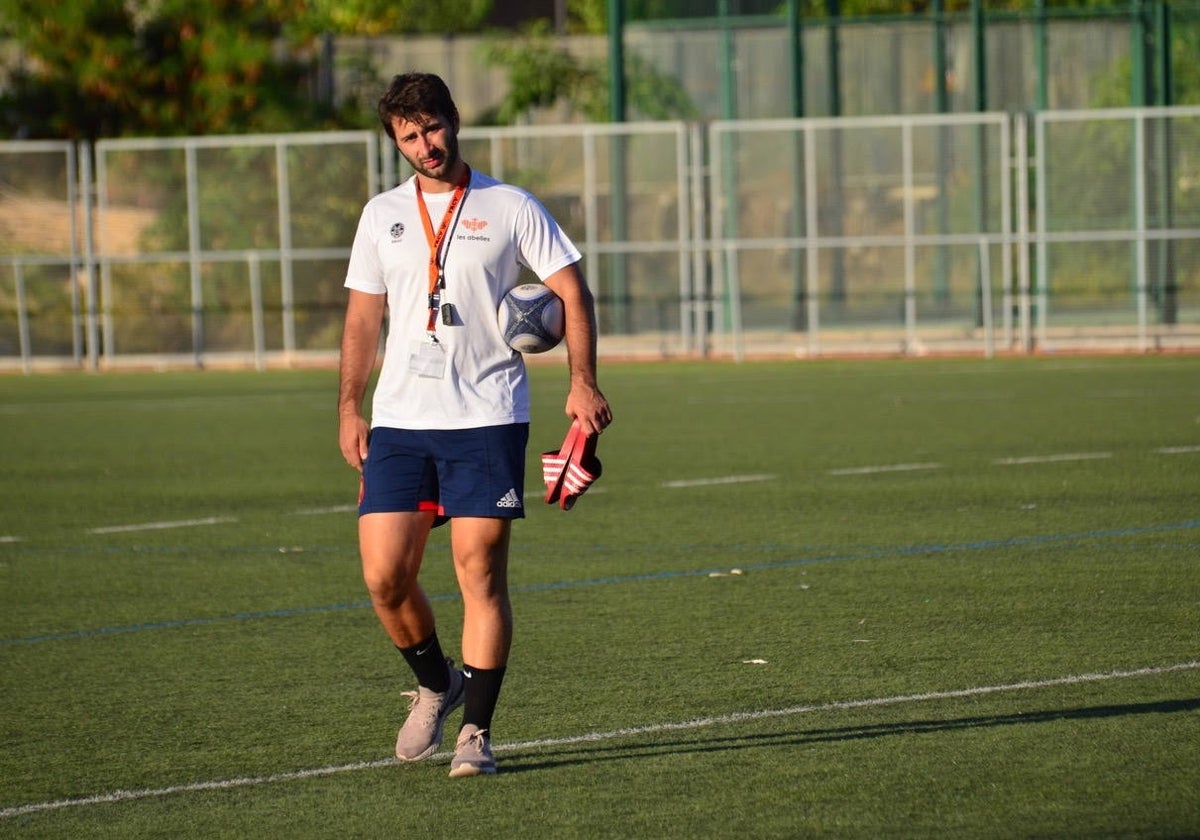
[2,108,1198,372]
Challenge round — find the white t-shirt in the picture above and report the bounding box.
[344,170,581,430]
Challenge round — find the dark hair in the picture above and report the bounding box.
[378,73,460,139]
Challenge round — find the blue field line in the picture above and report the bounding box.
[3,520,1197,648]
[0,602,373,646]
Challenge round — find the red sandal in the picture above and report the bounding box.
[542,420,602,510]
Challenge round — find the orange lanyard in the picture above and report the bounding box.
[415,168,469,338]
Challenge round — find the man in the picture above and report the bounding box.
[337,72,611,778]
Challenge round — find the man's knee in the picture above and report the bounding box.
[362,559,420,607]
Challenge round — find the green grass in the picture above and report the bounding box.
[1,356,1198,838]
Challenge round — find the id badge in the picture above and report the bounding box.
[408,339,447,379]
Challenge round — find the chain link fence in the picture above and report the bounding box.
[2,107,1198,371]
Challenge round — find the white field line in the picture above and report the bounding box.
[3,660,1196,820]
[0,536,22,543]
[287,505,358,516]
[827,462,943,476]
[67,444,1197,535]
[661,474,776,489]
[86,517,237,535]
[992,452,1112,466]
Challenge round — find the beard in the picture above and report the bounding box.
[403,132,461,181]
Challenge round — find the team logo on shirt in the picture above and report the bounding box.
[389,222,405,242]
[459,217,491,242]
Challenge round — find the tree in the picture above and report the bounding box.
[480,3,699,124]
[0,0,322,139]
[0,0,494,140]
[300,0,491,36]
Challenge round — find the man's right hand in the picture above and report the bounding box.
[339,413,370,471]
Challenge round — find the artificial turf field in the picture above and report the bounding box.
[1,356,1198,838]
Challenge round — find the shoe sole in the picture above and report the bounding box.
[449,762,497,778]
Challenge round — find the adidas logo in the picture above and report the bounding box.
[495,488,522,509]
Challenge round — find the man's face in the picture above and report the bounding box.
[392,113,460,181]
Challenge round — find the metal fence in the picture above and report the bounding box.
[2,107,1198,371]
[1033,106,1200,353]
[327,4,1197,124]
[707,112,1012,358]
[90,131,379,369]
[0,140,85,370]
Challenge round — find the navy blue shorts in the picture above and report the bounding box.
[358,424,529,521]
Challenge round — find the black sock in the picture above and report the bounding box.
[461,664,506,732]
[396,632,450,693]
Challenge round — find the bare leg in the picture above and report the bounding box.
[450,517,513,669]
[359,510,438,648]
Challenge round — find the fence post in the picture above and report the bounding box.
[979,238,994,359]
[902,122,918,354]
[1133,112,1149,352]
[1013,113,1031,353]
[66,142,83,367]
[14,263,30,374]
[1131,0,1149,106]
[249,252,265,372]
[185,143,205,368]
[81,143,100,370]
[788,0,808,333]
[788,0,804,119]
[687,123,706,356]
[933,0,951,308]
[1034,0,1048,110]
[276,141,296,360]
[1153,3,1178,326]
[972,0,987,112]
[1033,113,1048,351]
[826,0,847,313]
[803,125,821,357]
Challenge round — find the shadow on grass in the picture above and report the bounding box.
[497,697,1200,774]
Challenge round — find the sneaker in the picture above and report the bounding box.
[394,659,465,762]
[448,724,496,778]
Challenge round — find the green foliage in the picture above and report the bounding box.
[2,0,1194,140]
[479,21,597,123]
[0,0,500,139]
[479,19,698,124]
[0,0,354,139]
[1171,12,1200,105]
[626,0,783,18]
[565,0,609,32]
[299,0,491,36]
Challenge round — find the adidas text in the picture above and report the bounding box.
[496,489,522,509]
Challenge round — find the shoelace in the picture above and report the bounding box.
[401,689,442,725]
[459,728,491,755]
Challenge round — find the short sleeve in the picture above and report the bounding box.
[344,204,387,294]
[513,195,582,281]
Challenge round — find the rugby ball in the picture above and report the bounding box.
[498,283,564,354]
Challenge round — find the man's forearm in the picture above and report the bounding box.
[338,292,385,417]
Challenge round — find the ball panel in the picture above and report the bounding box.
[498,283,564,354]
